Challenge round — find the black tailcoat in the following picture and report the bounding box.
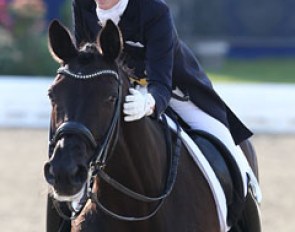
[72,0,252,144]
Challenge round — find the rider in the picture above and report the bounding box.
[72,0,257,197]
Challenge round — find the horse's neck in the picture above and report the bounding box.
[109,118,168,195]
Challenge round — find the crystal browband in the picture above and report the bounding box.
[57,67,119,80]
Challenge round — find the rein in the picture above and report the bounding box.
[50,67,182,222]
[91,114,182,221]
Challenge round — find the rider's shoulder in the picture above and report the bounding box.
[72,0,95,9]
[138,0,170,22]
[140,0,169,11]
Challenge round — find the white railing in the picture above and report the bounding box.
[1,76,295,134]
[215,83,295,134]
[0,76,51,128]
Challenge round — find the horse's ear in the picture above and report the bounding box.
[97,20,123,62]
[48,20,78,64]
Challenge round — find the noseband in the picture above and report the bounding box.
[49,66,182,222]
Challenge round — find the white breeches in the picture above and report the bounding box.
[169,88,261,198]
[169,88,237,151]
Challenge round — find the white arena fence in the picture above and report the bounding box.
[0,76,295,134]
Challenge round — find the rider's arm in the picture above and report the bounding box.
[72,0,98,46]
[143,2,174,118]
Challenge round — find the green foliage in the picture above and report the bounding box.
[0,1,60,76]
[207,58,295,83]
[60,0,72,29]
[9,33,58,76]
[0,28,58,76]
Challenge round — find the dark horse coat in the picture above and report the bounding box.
[46,20,222,232]
[72,0,252,144]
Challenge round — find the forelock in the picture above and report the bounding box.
[78,43,102,64]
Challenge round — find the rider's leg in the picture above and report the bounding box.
[169,88,261,200]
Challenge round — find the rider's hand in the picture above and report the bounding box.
[123,86,155,122]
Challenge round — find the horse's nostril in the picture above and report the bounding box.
[44,163,55,185]
[44,161,87,190]
[71,165,87,186]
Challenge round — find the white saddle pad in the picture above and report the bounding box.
[164,115,262,232]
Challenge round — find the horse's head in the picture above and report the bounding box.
[44,20,124,204]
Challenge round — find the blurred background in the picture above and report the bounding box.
[1,0,295,78]
[0,0,294,231]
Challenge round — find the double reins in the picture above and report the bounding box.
[90,114,182,221]
[49,66,182,221]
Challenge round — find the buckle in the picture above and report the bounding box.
[129,77,148,86]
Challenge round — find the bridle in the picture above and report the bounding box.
[49,66,182,222]
[52,66,122,168]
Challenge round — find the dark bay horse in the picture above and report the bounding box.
[44,20,260,232]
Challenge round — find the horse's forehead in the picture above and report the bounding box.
[79,43,99,52]
[49,59,122,97]
[50,75,119,101]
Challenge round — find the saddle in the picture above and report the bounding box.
[164,109,247,227]
[187,129,246,227]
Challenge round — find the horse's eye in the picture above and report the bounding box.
[48,91,55,103]
[108,95,117,103]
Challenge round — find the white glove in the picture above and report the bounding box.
[123,86,155,122]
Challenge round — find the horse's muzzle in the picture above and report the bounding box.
[44,161,88,197]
